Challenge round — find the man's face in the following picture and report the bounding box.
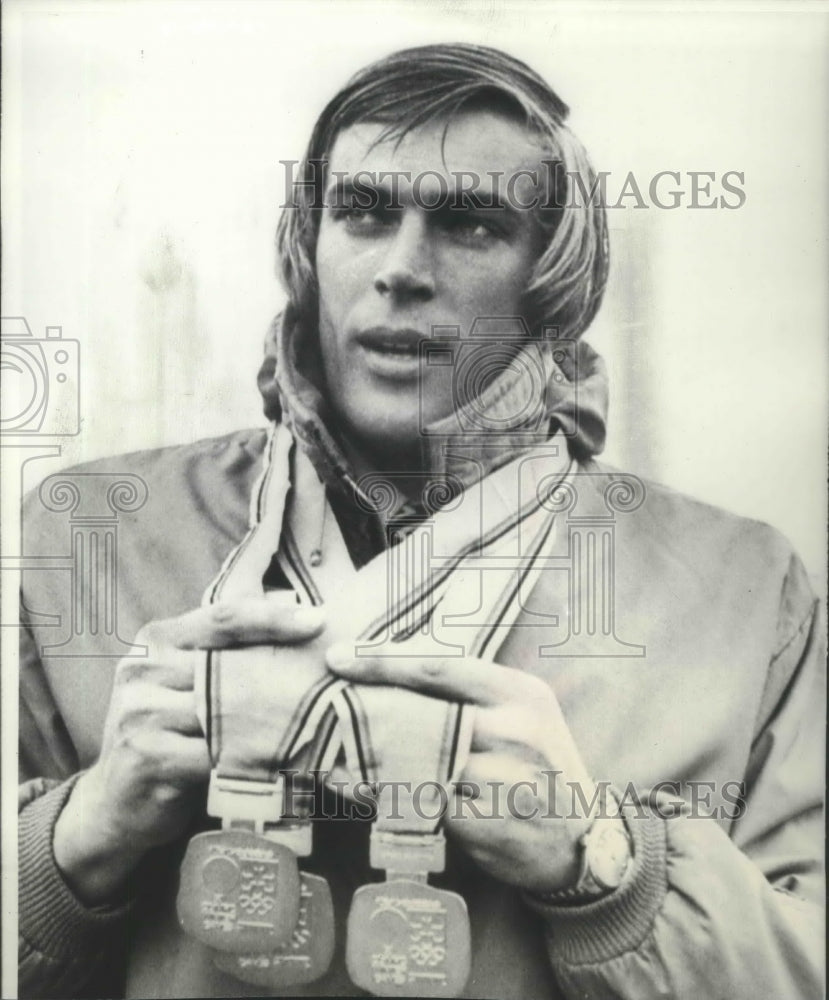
[315,109,547,459]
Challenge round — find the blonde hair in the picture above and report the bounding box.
[276,42,608,342]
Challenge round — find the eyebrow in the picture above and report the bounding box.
[325,174,523,219]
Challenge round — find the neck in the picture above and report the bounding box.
[339,432,433,508]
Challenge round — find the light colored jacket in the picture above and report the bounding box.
[18,427,824,998]
[18,316,825,997]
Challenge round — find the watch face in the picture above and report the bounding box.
[587,824,631,889]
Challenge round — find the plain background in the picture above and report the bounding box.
[2,3,827,990]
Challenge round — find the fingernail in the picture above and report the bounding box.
[291,607,325,629]
[326,641,356,670]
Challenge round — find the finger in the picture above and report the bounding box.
[134,730,211,784]
[115,684,203,737]
[467,703,554,757]
[326,642,552,708]
[450,750,507,800]
[154,597,326,650]
[453,750,547,793]
[162,734,212,784]
[460,717,592,805]
[115,650,198,691]
[447,752,553,828]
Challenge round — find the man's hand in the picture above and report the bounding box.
[326,644,597,895]
[53,597,324,904]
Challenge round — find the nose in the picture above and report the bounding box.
[373,213,435,302]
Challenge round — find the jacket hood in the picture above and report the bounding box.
[257,306,609,498]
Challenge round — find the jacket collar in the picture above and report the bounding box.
[256,307,608,506]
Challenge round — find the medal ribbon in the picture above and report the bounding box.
[333,440,573,805]
[331,441,573,998]
[181,421,571,990]
[196,425,572,797]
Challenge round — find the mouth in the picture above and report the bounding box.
[354,327,425,379]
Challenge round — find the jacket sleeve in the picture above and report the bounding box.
[527,554,825,999]
[18,620,132,1000]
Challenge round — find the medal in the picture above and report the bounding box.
[347,879,470,998]
[183,698,340,985]
[346,825,471,998]
[177,828,301,952]
[336,686,475,999]
[212,734,339,987]
[213,871,335,986]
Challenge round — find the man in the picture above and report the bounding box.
[18,44,823,999]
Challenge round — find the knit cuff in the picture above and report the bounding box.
[19,775,133,961]
[524,804,668,966]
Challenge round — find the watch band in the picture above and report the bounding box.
[533,789,633,905]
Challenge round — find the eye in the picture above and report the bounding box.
[441,211,503,245]
[332,204,399,235]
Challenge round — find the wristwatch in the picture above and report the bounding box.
[536,812,633,905]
